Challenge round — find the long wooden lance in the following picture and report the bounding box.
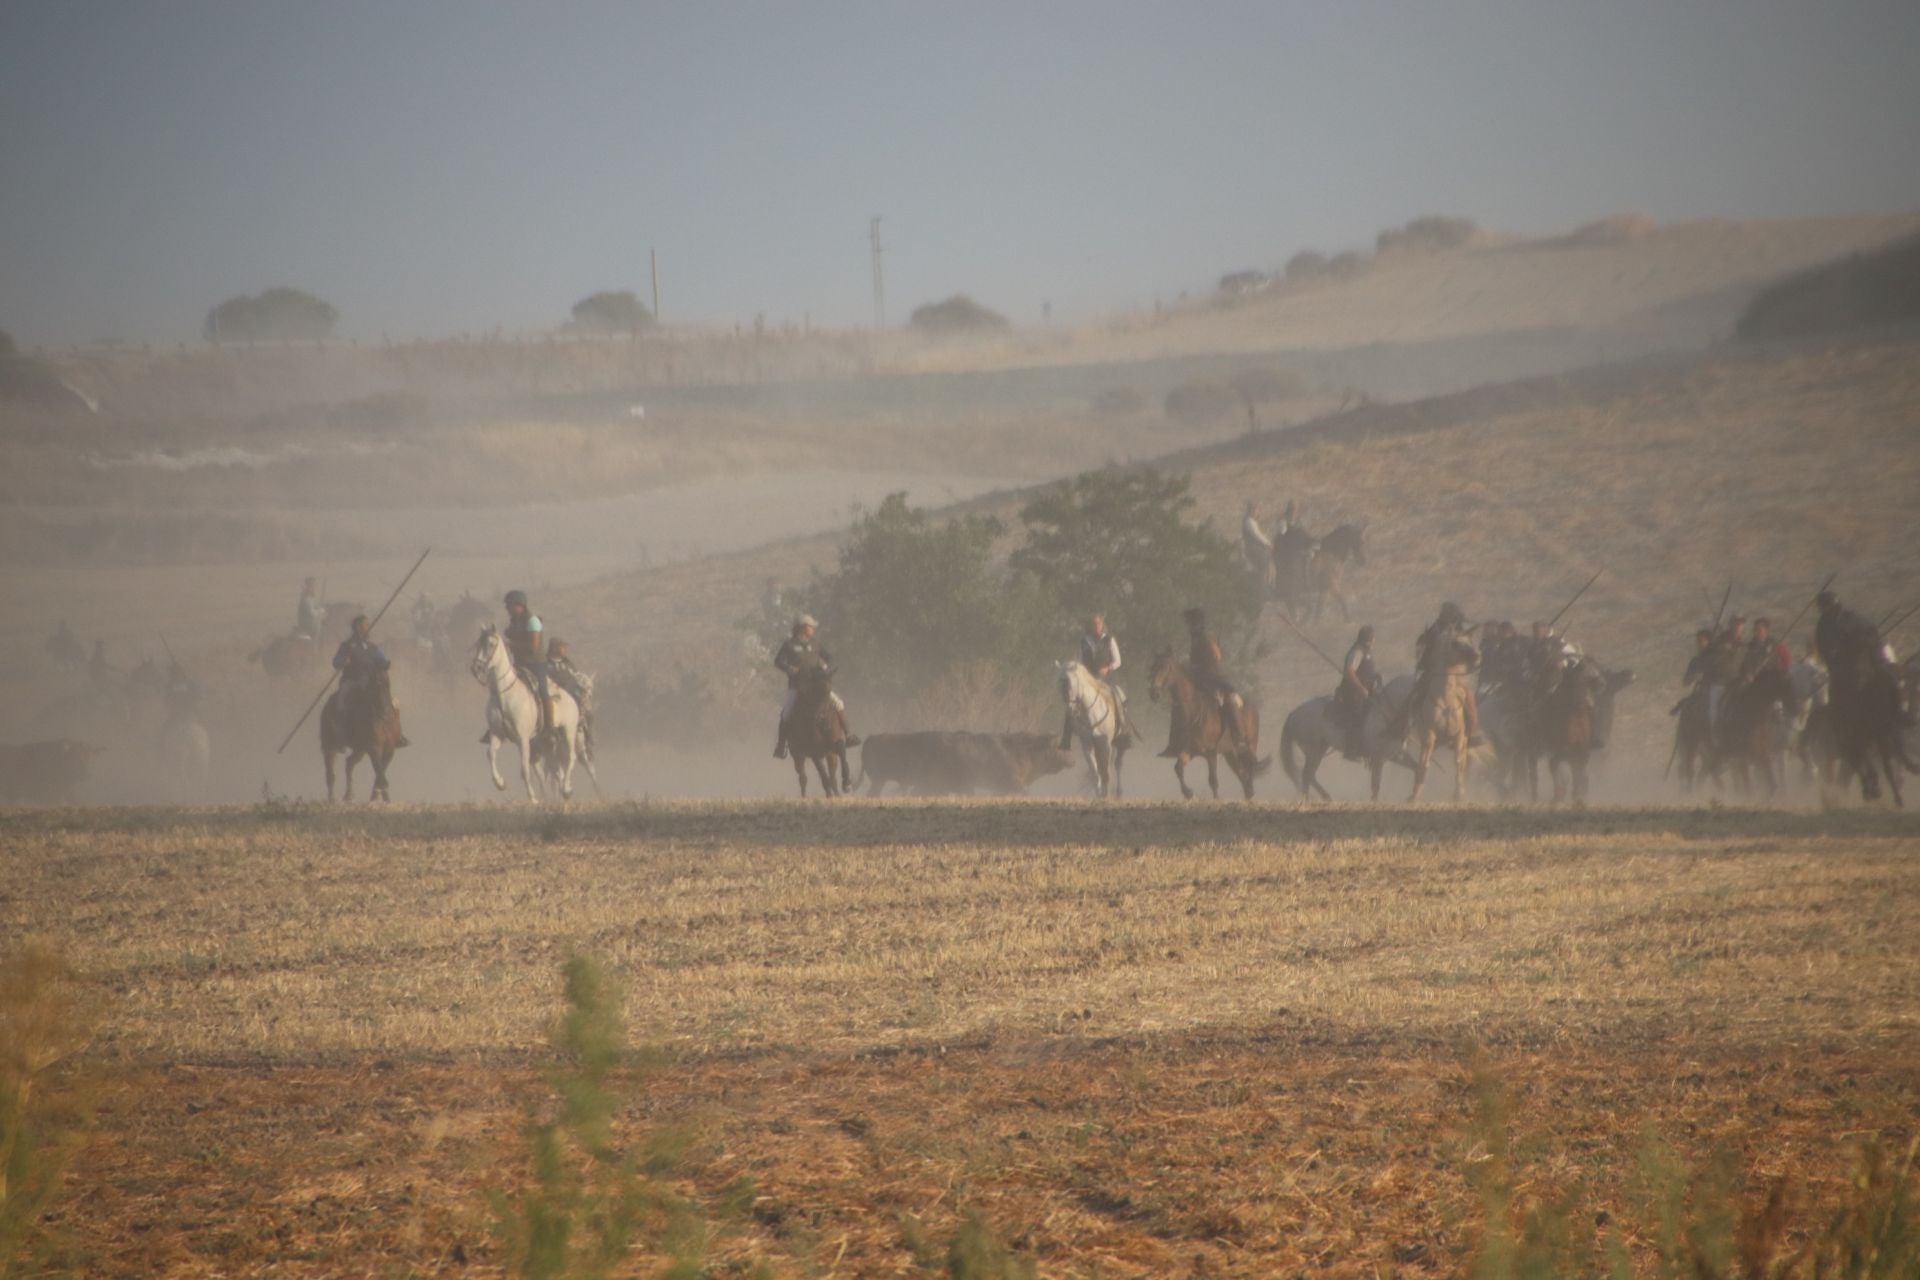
[1274,610,1347,677]
[1545,569,1604,635]
[1778,571,1838,642]
[276,547,431,754]
[1709,580,1734,636]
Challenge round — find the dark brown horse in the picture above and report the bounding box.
[1827,660,1912,806]
[1529,661,1632,806]
[321,667,406,802]
[1147,649,1269,800]
[786,669,853,798]
[1710,671,1791,799]
[1305,522,1366,623]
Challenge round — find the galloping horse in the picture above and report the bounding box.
[1401,667,1483,803]
[321,666,406,802]
[1532,661,1633,806]
[786,668,853,797]
[1277,688,1416,801]
[1304,522,1366,623]
[1057,659,1127,798]
[1147,649,1268,800]
[472,625,582,802]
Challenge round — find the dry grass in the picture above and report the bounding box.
[6,802,1918,1275]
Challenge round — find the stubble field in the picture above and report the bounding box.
[7,800,1918,1276]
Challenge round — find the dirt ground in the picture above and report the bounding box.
[8,802,1918,1277]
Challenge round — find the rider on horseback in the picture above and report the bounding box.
[295,577,322,641]
[503,590,554,735]
[773,615,858,759]
[1182,607,1250,752]
[1413,602,1483,744]
[333,615,390,707]
[1334,625,1380,760]
[1062,613,1133,750]
[548,637,594,753]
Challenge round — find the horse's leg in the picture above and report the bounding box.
[794,754,808,797]
[1205,752,1220,800]
[323,747,337,803]
[1112,740,1125,799]
[1095,739,1112,799]
[1369,757,1383,802]
[1409,735,1433,802]
[1173,753,1193,801]
[816,756,835,797]
[344,749,361,803]
[519,738,538,802]
[371,748,391,803]
[486,734,507,792]
[838,748,852,792]
[1453,735,1469,803]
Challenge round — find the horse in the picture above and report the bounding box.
[1057,659,1128,799]
[472,625,582,802]
[1825,659,1912,806]
[1304,522,1366,623]
[1402,666,1483,803]
[785,668,852,797]
[1147,650,1269,800]
[1707,672,1792,800]
[249,633,318,680]
[321,666,406,802]
[1270,524,1317,619]
[1277,687,1417,801]
[1528,661,1633,806]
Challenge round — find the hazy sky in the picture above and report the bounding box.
[4,1,1918,347]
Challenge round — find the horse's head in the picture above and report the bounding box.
[1147,648,1176,701]
[1055,659,1076,704]
[470,625,499,683]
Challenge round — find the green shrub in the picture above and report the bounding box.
[909,295,1010,335]
[567,291,654,335]
[491,955,704,1280]
[204,287,338,343]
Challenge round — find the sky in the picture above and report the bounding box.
[3,1,1918,348]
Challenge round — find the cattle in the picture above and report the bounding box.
[0,739,105,804]
[859,731,1075,796]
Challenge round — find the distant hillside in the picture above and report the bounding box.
[1736,232,1920,342]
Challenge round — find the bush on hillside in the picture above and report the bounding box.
[1735,232,1920,343]
[1327,250,1372,279]
[1284,250,1330,281]
[1163,380,1236,427]
[1011,468,1255,665]
[204,287,338,343]
[908,295,1010,335]
[767,493,1051,708]
[1376,215,1478,254]
[567,290,654,335]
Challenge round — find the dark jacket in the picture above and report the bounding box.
[775,637,832,688]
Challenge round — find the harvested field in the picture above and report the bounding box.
[8,801,1918,1276]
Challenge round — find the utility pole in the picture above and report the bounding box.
[869,216,886,331]
[650,248,660,325]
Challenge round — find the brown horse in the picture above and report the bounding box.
[786,670,853,798]
[1826,660,1912,806]
[249,633,318,680]
[321,667,406,802]
[1709,672,1790,800]
[1304,522,1366,623]
[1147,649,1269,800]
[1528,661,1632,806]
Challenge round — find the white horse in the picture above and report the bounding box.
[472,626,583,801]
[1057,659,1126,799]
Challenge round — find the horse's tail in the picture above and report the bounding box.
[1250,752,1274,778]
[1279,714,1303,789]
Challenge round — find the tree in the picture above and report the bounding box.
[567,291,653,334]
[908,295,1009,335]
[776,493,1050,706]
[204,288,338,343]
[1011,469,1255,666]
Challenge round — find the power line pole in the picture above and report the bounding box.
[650,248,660,324]
[869,216,886,331]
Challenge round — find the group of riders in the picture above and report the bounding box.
[321,586,595,752]
[1667,590,1915,791]
[275,563,1914,798]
